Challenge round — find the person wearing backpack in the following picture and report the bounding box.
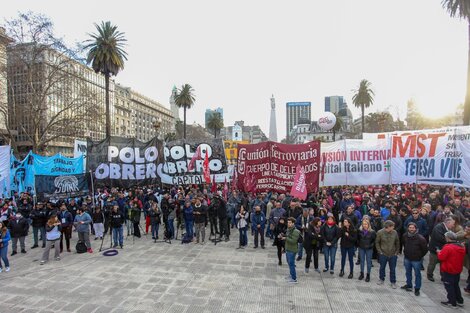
[74,207,93,253]
[40,214,62,265]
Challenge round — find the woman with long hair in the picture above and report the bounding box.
[321,215,340,274]
[357,219,376,282]
[40,214,62,265]
[0,222,11,272]
[304,217,322,273]
[274,217,287,265]
[339,217,357,279]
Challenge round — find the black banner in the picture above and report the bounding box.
[35,174,90,201]
[86,137,163,188]
[159,139,228,185]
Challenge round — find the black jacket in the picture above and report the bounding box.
[403,232,428,261]
[304,224,321,248]
[148,208,162,224]
[8,217,29,237]
[193,204,207,224]
[357,229,376,250]
[92,211,104,224]
[428,222,448,253]
[340,226,358,248]
[320,224,340,246]
[18,203,32,218]
[110,212,124,228]
[30,209,48,227]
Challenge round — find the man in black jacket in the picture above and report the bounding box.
[193,198,207,244]
[8,212,29,255]
[401,222,428,296]
[30,203,47,248]
[110,205,124,248]
[427,217,456,282]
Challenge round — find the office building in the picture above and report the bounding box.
[286,102,311,142]
[0,28,13,144]
[220,120,267,144]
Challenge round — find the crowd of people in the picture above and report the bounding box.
[0,183,469,308]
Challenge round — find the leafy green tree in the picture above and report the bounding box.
[206,113,224,138]
[365,112,395,133]
[442,0,470,125]
[84,21,127,138]
[352,79,375,134]
[174,84,196,140]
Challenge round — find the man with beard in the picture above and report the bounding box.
[288,198,303,220]
[401,223,428,296]
[68,199,79,220]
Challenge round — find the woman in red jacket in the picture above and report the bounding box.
[438,231,466,309]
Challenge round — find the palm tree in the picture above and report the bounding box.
[442,0,470,125]
[352,79,375,135]
[206,113,224,138]
[331,113,343,141]
[84,21,127,138]
[174,84,196,140]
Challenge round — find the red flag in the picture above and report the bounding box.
[211,175,217,193]
[290,164,307,200]
[188,146,201,172]
[223,177,228,200]
[203,152,211,184]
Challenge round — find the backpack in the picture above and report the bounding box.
[76,240,87,253]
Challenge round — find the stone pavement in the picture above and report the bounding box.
[0,227,468,313]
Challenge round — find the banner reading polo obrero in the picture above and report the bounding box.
[237,141,321,193]
[158,139,229,185]
[320,140,391,187]
[390,126,470,187]
[86,137,163,188]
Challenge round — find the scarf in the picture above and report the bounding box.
[327,220,335,226]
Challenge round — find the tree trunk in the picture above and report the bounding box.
[105,73,111,138]
[361,104,365,136]
[183,106,187,140]
[464,21,470,125]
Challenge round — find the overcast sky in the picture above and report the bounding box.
[3,0,467,139]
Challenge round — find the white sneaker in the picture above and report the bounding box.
[377,280,385,285]
[391,283,397,289]
[5,267,9,272]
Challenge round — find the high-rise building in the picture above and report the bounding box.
[169,85,180,123]
[286,102,311,142]
[269,95,278,142]
[205,107,224,128]
[0,27,13,144]
[324,96,346,114]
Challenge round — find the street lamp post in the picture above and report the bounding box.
[152,116,162,140]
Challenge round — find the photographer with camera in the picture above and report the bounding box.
[40,213,62,265]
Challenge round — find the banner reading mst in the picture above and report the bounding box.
[237,141,320,193]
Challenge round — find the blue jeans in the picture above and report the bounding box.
[0,245,9,268]
[323,245,337,270]
[231,211,237,227]
[404,258,422,289]
[298,242,304,259]
[340,246,355,273]
[379,254,397,283]
[265,223,273,238]
[185,220,194,239]
[286,251,297,281]
[238,227,247,246]
[33,226,46,246]
[167,218,175,239]
[112,226,123,246]
[359,248,373,274]
[151,222,159,238]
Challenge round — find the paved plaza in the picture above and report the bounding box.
[0,228,468,313]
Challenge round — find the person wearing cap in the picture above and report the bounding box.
[427,217,456,282]
[438,231,466,308]
[40,214,62,265]
[401,222,428,296]
[30,202,47,249]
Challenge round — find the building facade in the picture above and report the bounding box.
[220,120,267,144]
[324,95,354,133]
[286,102,311,142]
[0,28,13,144]
[290,122,345,144]
[268,95,278,142]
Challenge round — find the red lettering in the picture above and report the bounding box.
[392,135,416,157]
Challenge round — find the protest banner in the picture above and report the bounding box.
[237,141,321,193]
[159,139,229,185]
[33,153,84,175]
[35,174,89,201]
[86,137,163,188]
[0,146,10,197]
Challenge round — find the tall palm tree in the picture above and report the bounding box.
[207,113,224,138]
[352,79,375,135]
[442,0,470,125]
[331,113,343,141]
[84,21,127,138]
[174,84,196,140]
